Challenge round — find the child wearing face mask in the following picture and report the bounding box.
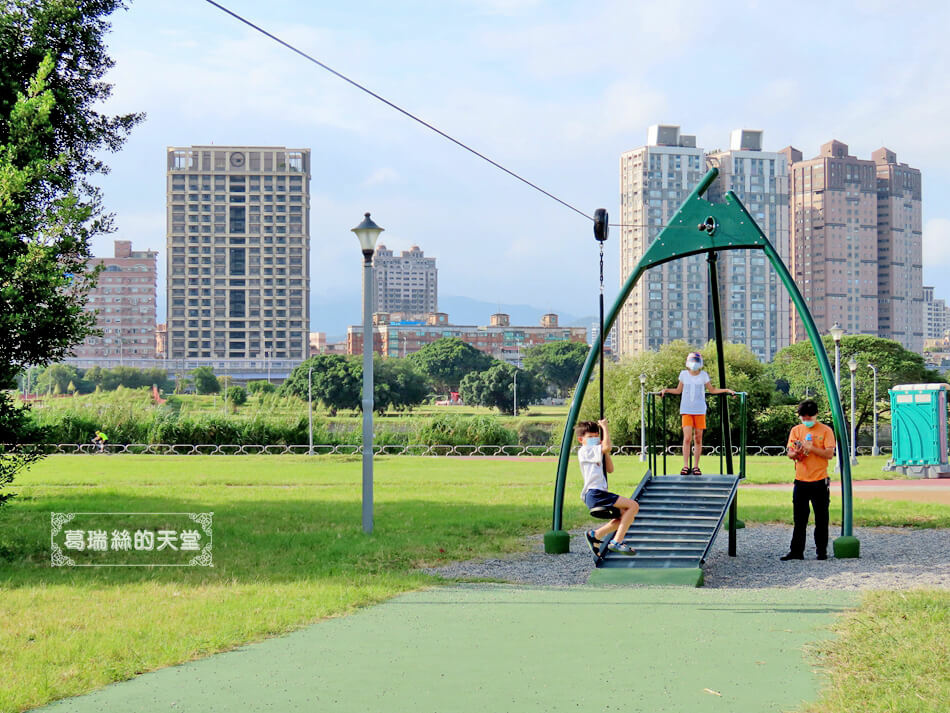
[782,399,836,561]
[577,419,639,555]
[659,352,735,475]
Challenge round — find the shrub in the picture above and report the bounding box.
[247,380,276,395]
[226,386,247,406]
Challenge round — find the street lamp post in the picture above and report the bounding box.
[352,213,384,534]
[829,323,845,472]
[513,370,518,418]
[868,363,880,456]
[308,365,314,456]
[848,357,858,466]
[830,322,844,396]
[639,373,647,462]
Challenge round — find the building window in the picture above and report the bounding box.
[229,206,246,233]
[229,290,246,318]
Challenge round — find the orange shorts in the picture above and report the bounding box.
[681,414,706,430]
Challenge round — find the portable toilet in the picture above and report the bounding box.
[884,383,950,478]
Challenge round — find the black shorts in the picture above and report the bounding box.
[583,489,619,510]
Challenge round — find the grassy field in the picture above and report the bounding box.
[0,454,946,712]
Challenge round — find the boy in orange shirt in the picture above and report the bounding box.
[782,399,836,561]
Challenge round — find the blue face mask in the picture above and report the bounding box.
[686,361,702,371]
[585,437,601,446]
[802,420,816,428]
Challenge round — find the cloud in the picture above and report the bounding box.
[363,167,401,186]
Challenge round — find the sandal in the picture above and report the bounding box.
[607,540,636,555]
[680,466,691,475]
[691,467,702,475]
[585,530,602,555]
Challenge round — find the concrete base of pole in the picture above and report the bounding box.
[544,530,570,554]
[871,447,881,456]
[833,535,860,559]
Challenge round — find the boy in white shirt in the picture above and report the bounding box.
[577,419,639,555]
[659,352,734,475]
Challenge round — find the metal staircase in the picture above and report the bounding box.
[597,474,739,569]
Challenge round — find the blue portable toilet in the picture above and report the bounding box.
[884,383,950,478]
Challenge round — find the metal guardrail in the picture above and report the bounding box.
[39,443,894,456]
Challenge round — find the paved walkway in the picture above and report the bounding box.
[747,477,950,504]
[39,585,856,713]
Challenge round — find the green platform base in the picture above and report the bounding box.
[833,535,860,559]
[588,567,704,587]
[543,529,570,554]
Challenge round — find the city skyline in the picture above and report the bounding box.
[90,1,950,333]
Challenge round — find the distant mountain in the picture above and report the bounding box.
[309,291,590,343]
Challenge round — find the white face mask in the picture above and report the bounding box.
[686,360,702,371]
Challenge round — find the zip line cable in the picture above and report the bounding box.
[202,1,674,232]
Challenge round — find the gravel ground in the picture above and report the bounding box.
[420,525,950,589]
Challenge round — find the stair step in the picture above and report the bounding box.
[635,513,721,521]
[638,503,726,512]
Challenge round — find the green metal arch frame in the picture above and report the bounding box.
[544,168,857,555]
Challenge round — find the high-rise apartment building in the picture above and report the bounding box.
[373,244,437,315]
[924,286,949,341]
[873,148,922,352]
[784,141,922,351]
[73,240,158,360]
[618,125,708,355]
[707,130,791,361]
[783,141,880,342]
[166,146,310,360]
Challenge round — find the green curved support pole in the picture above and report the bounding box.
[545,167,858,558]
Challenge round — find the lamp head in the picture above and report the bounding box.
[639,373,647,385]
[830,322,844,342]
[352,212,384,257]
[848,357,858,373]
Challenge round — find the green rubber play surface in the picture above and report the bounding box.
[38,585,856,713]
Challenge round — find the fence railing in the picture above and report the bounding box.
[36,443,894,457]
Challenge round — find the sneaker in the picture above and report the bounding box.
[585,530,601,556]
[816,552,828,560]
[779,552,804,561]
[608,540,636,555]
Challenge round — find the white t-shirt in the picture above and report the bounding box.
[679,369,711,415]
[578,443,608,495]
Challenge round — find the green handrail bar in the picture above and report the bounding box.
[544,167,859,559]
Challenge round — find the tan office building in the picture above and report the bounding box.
[783,141,922,351]
[166,146,310,360]
[73,240,158,360]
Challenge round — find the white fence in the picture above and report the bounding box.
[42,443,893,457]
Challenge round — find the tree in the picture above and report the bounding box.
[373,357,429,413]
[522,340,590,396]
[281,355,361,415]
[0,1,140,508]
[36,363,79,394]
[459,363,542,415]
[769,335,945,435]
[247,380,276,395]
[226,385,247,407]
[407,337,495,393]
[0,2,143,388]
[578,340,776,447]
[191,366,220,395]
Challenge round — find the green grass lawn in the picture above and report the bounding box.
[0,455,946,712]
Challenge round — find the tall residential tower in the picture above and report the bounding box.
[618,125,708,355]
[166,146,311,361]
[707,130,791,361]
[373,244,438,316]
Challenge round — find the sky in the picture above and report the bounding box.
[92,0,950,333]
